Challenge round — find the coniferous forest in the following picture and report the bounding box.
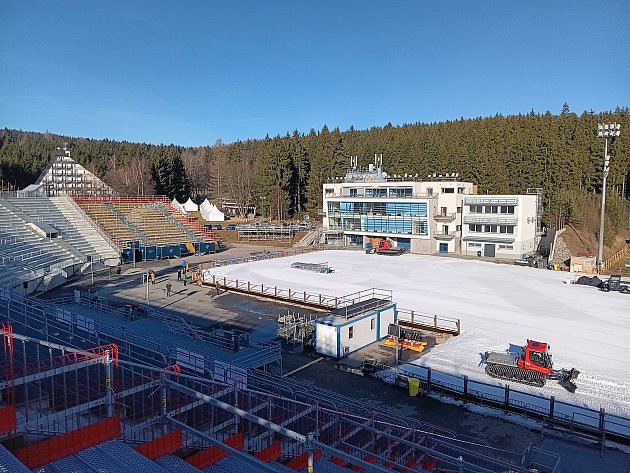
[1,107,629,243]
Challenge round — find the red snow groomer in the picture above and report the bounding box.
[365,239,406,256]
[484,340,579,392]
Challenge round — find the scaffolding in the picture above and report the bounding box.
[289,262,333,273]
[277,311,319,346]
[0,329,557,473]
[237,224,301,242]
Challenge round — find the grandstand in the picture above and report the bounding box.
[0,197,85,292]
[4,194,120,265]
[0,290,561,473]
[75,197,219,260]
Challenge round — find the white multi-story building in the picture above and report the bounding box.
[322,156,540,259]
[461,194,539,259]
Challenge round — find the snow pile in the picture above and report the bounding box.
[206,250,630,416]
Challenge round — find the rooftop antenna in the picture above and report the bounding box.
[350,155,358,170]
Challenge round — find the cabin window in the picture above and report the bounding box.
[348,326,354,339]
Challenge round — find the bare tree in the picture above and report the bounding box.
[182,147,213,196]
[104,153,154,196]
[222,146,253,217]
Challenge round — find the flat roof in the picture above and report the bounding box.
[317,298,394,326]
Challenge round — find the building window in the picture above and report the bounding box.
[371,318,375,330]
[457,206,462,213]
[456,225,461,232]
[499,245,514,250]
[442,187,454,193]
[348,326,354,339]
[349,188,358,197]
[427,187,433,197]
[325,188,334,195]
[458,187,465,194]
[469,243,482,248]
[470,205,483,214]
[501,205,515,214]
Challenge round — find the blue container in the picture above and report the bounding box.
[476,250,482,257]
[121,248,133,263]
[163,245,179,258]
[200,241,216,254]
[142,246,157,261]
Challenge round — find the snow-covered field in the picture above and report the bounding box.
[206,250,630,417]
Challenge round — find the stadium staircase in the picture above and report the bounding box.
[150,201,198,241]
[0,320,560,473]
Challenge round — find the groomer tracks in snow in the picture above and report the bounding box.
[206,250,630,417]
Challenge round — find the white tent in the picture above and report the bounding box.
[200,198,225,221]
[171,198,188,216]
[182,198,198,212]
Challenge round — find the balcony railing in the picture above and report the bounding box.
[433,213,456,222]
[463,216,518,225]
[464,197,518,205]
[433,231,456,240]
[325,193,435,199]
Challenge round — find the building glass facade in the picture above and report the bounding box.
[327,201,429,235]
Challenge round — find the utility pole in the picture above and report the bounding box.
[597,123,621,268]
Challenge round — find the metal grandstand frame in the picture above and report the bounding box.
[237,224,302,242]
[0,328,559,473]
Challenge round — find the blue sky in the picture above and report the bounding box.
[1,1,628,146]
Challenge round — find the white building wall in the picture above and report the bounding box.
[378,307,396,339]
[462,194,538,259]
[339,315,376,356]
[314,323,338,358]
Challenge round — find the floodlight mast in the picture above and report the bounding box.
[596,123,621,269]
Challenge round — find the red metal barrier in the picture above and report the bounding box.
[1,323,13,355]
[16,416,121,469]
[135,429,182,460]
[254,441,281,462]
[185,432,244,468]
[332,456,349,466]
[286,449,322,470]
[0,405,16,435]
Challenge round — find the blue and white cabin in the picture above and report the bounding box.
[314,298,396,359]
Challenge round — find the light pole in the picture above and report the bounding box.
[596,122,621,268]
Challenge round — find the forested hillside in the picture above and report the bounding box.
[1,107,629,245]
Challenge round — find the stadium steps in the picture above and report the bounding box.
[157,454,205,472]
[294,230,318,247]
[202,455,288,473]
[0,444,31,473]
[73,440,171,473]
[40,453,99,472]
[149,202,197,241]
[104,202,151,245]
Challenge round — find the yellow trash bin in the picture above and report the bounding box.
[408,378,420,397]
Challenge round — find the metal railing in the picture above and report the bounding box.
[392,364,630,445]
